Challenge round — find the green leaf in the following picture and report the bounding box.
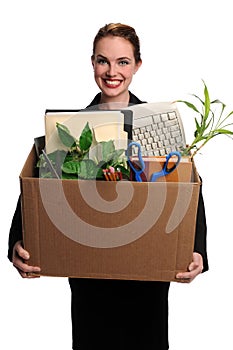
[213,128,233,135]
[192,94,204,106]
[78,159,99,179]
[108,148,126,164]
[47,150,67,163]
[62,161,80,174]
[56,122,76,148]
[100,140,115,162]
[211,99,225,106]
[203,80,210,121]
[194,117,201,133]
[95,166,105,179]
[176,100,200,114]
[62,173,79,179]
[79,122,92,151]
[225,110,233,118]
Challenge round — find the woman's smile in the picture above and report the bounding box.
[103,79,123,88]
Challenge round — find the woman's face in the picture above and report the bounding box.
[92,36,141,103]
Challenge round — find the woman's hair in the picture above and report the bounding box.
[92,23,141,63]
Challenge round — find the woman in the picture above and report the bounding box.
[8,23,208,350]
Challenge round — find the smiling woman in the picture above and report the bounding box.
[8,22,208,350]
[91,23,142,106]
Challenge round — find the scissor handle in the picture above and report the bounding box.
[127,142,145,182]
[150,151,181,182]
[163,151,181,175]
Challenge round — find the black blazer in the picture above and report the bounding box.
[8,91,208,272]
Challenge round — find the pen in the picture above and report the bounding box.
[116,168,123,180]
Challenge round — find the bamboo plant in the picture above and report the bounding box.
[176,80,233,158]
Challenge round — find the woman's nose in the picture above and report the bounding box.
[106,63,117,77]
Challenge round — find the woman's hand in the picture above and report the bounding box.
[12,241,41,278]
[176,252,203,283]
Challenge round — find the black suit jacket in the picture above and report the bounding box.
[8,91,208,272]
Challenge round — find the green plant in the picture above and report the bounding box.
[37,122,129,180]
[176,80,233,158]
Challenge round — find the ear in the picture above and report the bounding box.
[91,55,95,68]
[134,60,142,74]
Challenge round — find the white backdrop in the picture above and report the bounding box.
[1,1,233,349]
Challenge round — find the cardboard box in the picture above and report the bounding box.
[20,145,201,282]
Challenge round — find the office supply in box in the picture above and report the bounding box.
[127,102,186,156]
[20,143,200,282]
[128,155,192,183]
[127,141,181,182]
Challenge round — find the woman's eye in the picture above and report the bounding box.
[97,58,108,65]
[119,60,129,66]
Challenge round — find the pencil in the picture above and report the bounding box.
[109,166,116,181]
[103,169,109,181]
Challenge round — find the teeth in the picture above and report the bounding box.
[105,80,120,86]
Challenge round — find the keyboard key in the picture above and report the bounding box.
[159,149,166,156]
[168,112,177,119]
[134,115,154,128]
[165,120,178,127]
[171,130,180,138]
[141,139,146,146]
[146,125,152,132]
[153,114,161,123]
[152,142,157,149]
[159,134,165,141]
[157,141,164,148]
[138,134,144,140]
[148,137,153,144]
[161,113,169,122]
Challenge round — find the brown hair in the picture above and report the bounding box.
[92,23,142,63]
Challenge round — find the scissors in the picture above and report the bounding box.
[127,141,181,182]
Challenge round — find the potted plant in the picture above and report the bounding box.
[37,122,129,180]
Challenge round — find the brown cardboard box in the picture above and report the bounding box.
[20,145,201,282]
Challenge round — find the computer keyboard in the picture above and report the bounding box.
[128,102,186,156]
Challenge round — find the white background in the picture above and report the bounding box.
[1,0,233,349]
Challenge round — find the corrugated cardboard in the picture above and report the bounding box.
[20,145,201,282]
